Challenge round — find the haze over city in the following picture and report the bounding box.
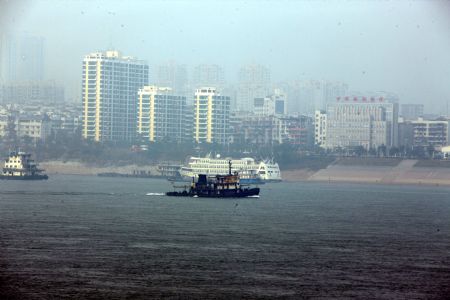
[2,1,450,299]
[1,0,449,113]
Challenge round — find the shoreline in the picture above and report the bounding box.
[283,161,450,187]
[40,160,450,187]
[40,161,159,176]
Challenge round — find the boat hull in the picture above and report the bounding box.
[0,174,48,180]
[166,187,260,198]
[239,178,265,185]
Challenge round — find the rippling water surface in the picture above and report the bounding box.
[1,175,450,299]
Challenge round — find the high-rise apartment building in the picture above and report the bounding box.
[236,65,271,112]
[325,94,399,150]
[0,33,45,82]
[82,50,149,142]
[193,87,230,144]
[137,86,187,143]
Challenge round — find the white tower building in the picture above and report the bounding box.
[193,87,230,144]
[81,50,149,142]
[137,86,187,143]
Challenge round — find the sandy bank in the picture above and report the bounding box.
[285,159,450,186]
[41,159,450,187]
[40,161,159,176]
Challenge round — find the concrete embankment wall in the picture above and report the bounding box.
[307,159,450,186]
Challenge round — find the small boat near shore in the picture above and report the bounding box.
[1,151,48,180]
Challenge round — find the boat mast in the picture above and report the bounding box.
[228,160,232,175]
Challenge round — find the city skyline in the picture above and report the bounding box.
[1,0,449,114]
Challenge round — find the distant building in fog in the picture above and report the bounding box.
[401,104,424,120]
[0,33,45,82]
[236,64,271,112]
[156,62,188,96]
[254,89,286,116]
[0,80,64,104]
[81,50,149,142]
[137,86,187,143]
[283,80,348,115]
[193,87,230,144]
[325,94,399,150]
[192,64,225,89]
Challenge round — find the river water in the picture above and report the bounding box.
[1,175,449,299]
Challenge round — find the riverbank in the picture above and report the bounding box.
[40,161,159,176]
[285,159,450,186]
[40,159,450,186]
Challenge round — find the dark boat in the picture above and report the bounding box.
[0,174,48,180]
[166,161,260,198]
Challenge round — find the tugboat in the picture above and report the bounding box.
[0,151,48,180]
[166,161,259,198]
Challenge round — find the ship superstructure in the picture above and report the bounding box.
[179,155,282,181]
[1,152,48,180]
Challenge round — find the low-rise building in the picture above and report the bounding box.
[410,117,448,148]
[0,102,81,141]
[231,113,313,147]
[441,145,450,159]
[16,114,52,141]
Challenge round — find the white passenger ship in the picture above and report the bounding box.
[179,155,282,182]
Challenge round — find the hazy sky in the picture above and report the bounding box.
[1,0,449,113]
